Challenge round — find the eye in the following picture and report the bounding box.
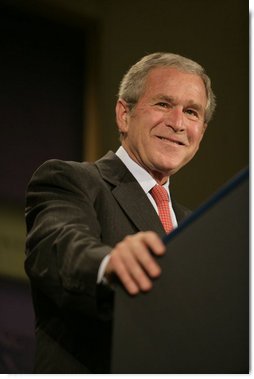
[156,102,170,108]
[185,108,199,119]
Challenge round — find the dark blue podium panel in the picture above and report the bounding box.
[112,169,249,373]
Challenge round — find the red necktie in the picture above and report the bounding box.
[150,185,174,233]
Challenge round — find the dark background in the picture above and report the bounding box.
[0,0,248,373]
[0,0,249,208]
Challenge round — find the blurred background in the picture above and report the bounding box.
[0,0,248,373]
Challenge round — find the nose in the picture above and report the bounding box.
[165,106,185,132]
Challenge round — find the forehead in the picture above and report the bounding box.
[141,67,207,105]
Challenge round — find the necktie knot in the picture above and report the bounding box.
[150,184,173,234]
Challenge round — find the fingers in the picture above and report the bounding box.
[105,231,166,295]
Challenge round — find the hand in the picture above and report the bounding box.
[105,231,166,295]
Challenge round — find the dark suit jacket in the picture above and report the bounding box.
[25,151,191,374]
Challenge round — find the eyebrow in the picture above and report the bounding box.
[152,94,205,115]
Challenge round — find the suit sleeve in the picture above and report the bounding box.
[25,159,113,318]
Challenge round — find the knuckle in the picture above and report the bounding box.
[124,235,133,243]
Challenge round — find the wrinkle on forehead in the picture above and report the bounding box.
[141,67,207,111]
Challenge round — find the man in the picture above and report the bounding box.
[25,52,216,373]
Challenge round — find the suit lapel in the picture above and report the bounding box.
[171,198,192,224]
[95,151,165,236]
[112,180,165,235]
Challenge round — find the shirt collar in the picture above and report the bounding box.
[115,146,170,195]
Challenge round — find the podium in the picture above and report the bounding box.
[111,169,249,374]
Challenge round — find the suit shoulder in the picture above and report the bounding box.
[27,159,102,194]
[31,159,97,178]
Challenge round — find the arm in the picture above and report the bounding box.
[25,159,112,318]
[25,159,166,317]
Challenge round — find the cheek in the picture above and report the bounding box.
[189,125,205,145]
[129,124,143,142]
[129,119,150,140]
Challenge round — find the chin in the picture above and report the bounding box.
[152,164,178,178]
[156,158,184,173]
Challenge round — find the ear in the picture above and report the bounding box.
[115,99,130,134]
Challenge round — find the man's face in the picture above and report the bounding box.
[116,67,208,184]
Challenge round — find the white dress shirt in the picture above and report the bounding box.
[97,146,178,283]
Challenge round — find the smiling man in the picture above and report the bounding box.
[25,52,216,373]
[105,55,215,295]
[116,66,208,182]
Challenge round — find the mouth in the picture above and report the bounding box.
[156,136,185,146]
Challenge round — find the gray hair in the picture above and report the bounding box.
[118,52,216,123]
